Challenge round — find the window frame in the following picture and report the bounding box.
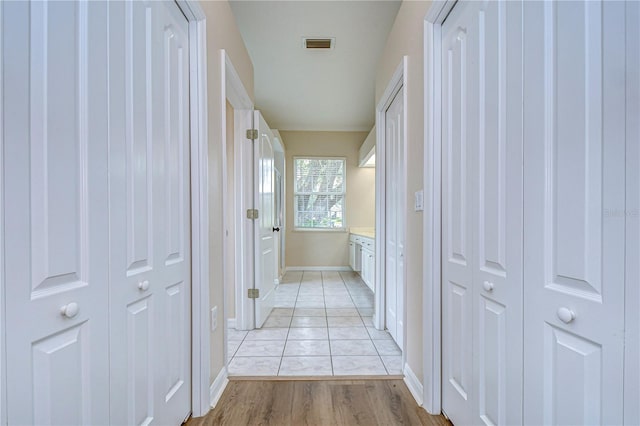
[293,156,347,231]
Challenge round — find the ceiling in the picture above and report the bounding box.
[229,1,401,132]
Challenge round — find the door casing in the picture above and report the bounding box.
[422,0,457,415]
[375,57,408,361]
[220,50,254,342]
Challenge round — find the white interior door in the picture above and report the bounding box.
[441,1,524,424]
[441,4,475,422]
[109,1,192,424]
[3,2,110,423]
[254,111,276,328]
[523,1,626,424]
[385,88,404,349]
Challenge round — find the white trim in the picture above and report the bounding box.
[403,363,424,407]
[226,318,237,329]
[374,57,407,354]
[285,266,352,272]
[221,51,254,338]
[0,1,5,422]
[422,0,456,416]
[209,367,229,409]
[624,2,640,425]
[176,0,210,418]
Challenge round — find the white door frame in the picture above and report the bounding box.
[220,50,254,343]
[422,0,457,416]
[375,57,407,355]
[625,2,640,424]
[175,0,210,417]
[0,2,5,423]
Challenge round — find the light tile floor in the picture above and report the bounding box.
[228,270,403,377]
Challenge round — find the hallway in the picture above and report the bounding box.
[228,271,402,376]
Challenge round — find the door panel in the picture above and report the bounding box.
[3,1,110,423]
[254,112,276,328]
[157,4,191,422]
[473,1,523,425]
[109,1,191,424]
[442,1,523,425]
[385,89,404,349]
[441,3,474,423]
[523,1,626,424]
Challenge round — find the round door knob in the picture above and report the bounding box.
[60,302,79,319]
[557,307,576,324]
[273,227,280,232]
[138,280,150,291]
[483,281,494,292]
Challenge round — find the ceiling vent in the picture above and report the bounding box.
[303,37,335,50]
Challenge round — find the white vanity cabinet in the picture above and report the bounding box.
[350,232,375,293]
[359,237,375,293]
[349,234,361,272]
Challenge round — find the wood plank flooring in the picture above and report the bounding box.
[187,379,450,426]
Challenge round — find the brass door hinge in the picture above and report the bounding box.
[248,288,260,299]
[246,129,258,140]
[246,209,259,219]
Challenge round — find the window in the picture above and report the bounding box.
[294,157,346,229]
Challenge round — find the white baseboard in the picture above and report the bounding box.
[404,362,424,407]
[209,366,229,409]
[226,318,236,329]
[285,266,352,272]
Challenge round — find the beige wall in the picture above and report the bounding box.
[280,131,375,267]
[376,0,432,386]
[201,0,254,385]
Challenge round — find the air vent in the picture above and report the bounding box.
[303,37,335,50]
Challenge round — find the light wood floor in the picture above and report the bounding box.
[187,379,450,426]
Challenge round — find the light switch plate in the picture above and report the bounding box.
[211,306,218,331]
[414,190,424,211]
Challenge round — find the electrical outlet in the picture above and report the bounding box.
[211,306,218,331]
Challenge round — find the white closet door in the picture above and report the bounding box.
[471,1,523,425]
[441,2,476,423]
[523,1,626,424]
[109,1,191,425]
[442,1,524,424]
[3,2,110,424]
[385,88,404,349]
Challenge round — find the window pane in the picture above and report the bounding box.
[295,194,344,228]
[295,158,344,193]
[294,158,346,229]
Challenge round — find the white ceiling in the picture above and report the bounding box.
[229,1,401,131]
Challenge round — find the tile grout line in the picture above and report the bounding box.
[277,270,303,376]
[322,271,336,377]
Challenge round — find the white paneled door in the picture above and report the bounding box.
[3,1,192,424]
[254,111,277,328]
[385,88,405,349]
[109,1,191,425]
[441,1,524,424]
[3,1,110,424]
[523,1,627,424]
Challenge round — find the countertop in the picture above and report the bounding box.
[349,227,375,239]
